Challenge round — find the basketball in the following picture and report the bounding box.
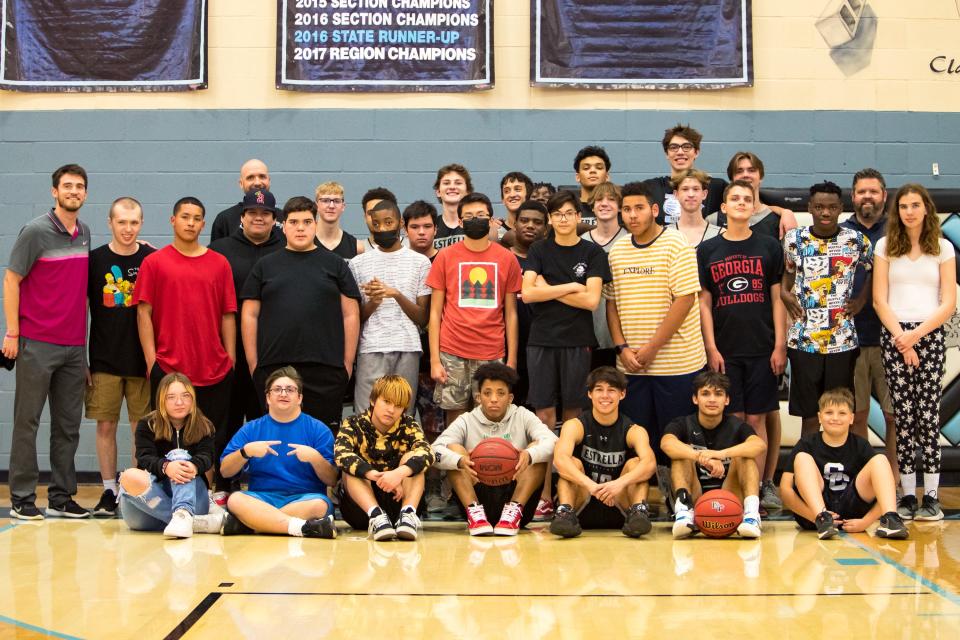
[693,489,743,538]
[470,438,520,486]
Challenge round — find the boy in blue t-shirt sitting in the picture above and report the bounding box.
[219,366,338,538]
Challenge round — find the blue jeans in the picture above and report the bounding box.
[120,450,209,531]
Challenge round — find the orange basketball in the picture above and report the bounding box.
[470,438,520,486]
[693,489,743,538]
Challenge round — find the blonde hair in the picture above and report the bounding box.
[315,181,345,199]
[147,373,213,446]
[670,168,711,191]
[885,184,942,258]
[590,181,622,206]
[369,375,412,409]
[818,388,855,412]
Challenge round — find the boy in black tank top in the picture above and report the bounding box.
[550,367,656,538]
[661,371,767,539]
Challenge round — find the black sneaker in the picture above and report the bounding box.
[622,502,652,538]
[221,512,255,536]
[46,499,90,519]
[815,510,838,540]
[549,504,582,538]
[302,515,338,539]
[897,494,918,521]
[876,511,909,539]
[92,490,118,518]
[368,511,397,541]
[10,502,44,520]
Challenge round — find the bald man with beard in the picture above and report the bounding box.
[210,159,281,243]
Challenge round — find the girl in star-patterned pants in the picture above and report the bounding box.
[880,323,946,478]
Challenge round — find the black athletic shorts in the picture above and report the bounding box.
[576,497,625,529]
[525,345,591,411]
[725,356,779,415]
[793,481,874,530]
[787,349,858,419]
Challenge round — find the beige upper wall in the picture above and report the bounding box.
[1,0,959,111]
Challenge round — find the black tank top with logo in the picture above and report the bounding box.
[572,411,635,483]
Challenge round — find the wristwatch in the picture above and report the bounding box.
[615,344,629,354]
[240,445,251,459]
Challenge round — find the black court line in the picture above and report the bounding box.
[165,589,931,638]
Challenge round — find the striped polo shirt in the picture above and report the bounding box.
[604,227,705,376]
[8,210,90,346]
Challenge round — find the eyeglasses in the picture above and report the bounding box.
[667,143,695,153]
[164,393,192,403]
[461,213,491,221]
[318,198,344,206]
[550,209,578,220]
[269,386,299,396]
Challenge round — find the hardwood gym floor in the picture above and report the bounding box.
[1,486,958,639]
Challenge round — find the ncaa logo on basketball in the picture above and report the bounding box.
[727,277,749,293]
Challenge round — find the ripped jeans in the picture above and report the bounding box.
[119,449,209,531]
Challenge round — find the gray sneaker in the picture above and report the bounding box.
[915,494,944,521]
[897,494,918,521]
[760,480,783,510]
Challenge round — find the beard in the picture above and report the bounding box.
[57,194,83,212]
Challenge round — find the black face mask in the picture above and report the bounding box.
[462,217,490,240]
[372,229,400,248]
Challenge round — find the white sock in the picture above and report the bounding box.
[401,505,416,514]
[743,495,760,515]
[901,474,917,497]
[923,474,940,499]
[367,505,382,517]
[287,517,307,537]
[674,497,689,514]
[103,479,118,496]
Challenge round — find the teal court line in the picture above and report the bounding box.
[0,523,16,534]
[840,533,960,608]
[0,613,84,640]
[835,558,878,566]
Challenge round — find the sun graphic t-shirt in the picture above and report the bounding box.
[88,243,156,376]
[783,226,872,354]
[427,241,522,361]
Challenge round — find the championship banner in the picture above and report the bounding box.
[277,0,493,92]
[0,0,207,92]
[532,0,752,90]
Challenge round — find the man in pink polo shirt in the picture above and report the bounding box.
[4,164,92,520]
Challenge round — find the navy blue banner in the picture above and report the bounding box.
[278,0,493,92]
[0,0,206,92]
[532,0,752,89]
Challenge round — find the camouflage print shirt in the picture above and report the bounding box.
[335,412,432,478]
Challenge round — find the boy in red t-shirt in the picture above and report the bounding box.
[134,196,237,487]
[427,193,522,427]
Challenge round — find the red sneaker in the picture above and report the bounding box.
[532,498,554,522]
[494,501,523,536]
[465,503,493,536]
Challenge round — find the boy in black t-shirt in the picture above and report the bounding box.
[521,190,611,431]
[86,197,156,516]
[780,388,907,539]
[550,367,656,538]
[697,181,786,501]
[661,371,766,539]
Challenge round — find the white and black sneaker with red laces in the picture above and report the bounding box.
[494,501,524,536]
[465,502,493,536]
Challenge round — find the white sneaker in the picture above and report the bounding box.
[395,509,421,541]
[738,513,763,539]
[164,509,194,538]
[672,508,696,539]
[192,512,225,534]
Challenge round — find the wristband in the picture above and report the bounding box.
[4,333,18,339]
[240,445,251,459]
[615,343,629,354]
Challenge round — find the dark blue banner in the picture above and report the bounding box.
[277,0,493,92]
[532,0,752,89]
[0,0,207,92]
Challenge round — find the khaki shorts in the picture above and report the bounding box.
[853,346,893,413]
[433,352,502,410]
[85,372,151,423]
